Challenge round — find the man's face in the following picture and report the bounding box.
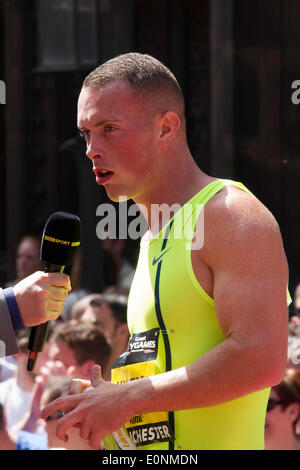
[16,239,42,280]
[77,80,160,203]
[81,303,119,348]
[48,341,90,379]
[264,390,299,448]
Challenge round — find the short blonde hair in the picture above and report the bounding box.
[83,52,185,121]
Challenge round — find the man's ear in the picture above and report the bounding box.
[116,323,130,340]
[285,402,300,423]
[159,111,181,144]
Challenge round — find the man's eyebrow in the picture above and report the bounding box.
[77,119,122,130]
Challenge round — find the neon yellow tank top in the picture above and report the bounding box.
[111,179,286,450]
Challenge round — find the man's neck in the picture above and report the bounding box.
[135,161,216,237]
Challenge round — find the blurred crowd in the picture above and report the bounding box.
[0,235,133,450]
[0,235,300,450]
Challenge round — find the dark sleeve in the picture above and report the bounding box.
[0,288,18,357]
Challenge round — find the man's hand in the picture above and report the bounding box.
[13,271,71,326]
[40,365,134,449]
[67,364,103,394]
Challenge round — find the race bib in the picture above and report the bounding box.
[111,328,173,448]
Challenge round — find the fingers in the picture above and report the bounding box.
[48,284,70,302]
[90,428,105,450]
[58,410,102,448]
[45,303,65,321]
[46,279,70,315]
[40,394,81,421]
[56,410,83,443]
[45,272,72,291]
[79,415,103,449]
[45,298,65,315]
[45,276,71,320]
[44,284,70,320]
[79,412,94,441]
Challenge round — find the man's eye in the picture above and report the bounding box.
[79,130,89,139]
[104,125,116,133]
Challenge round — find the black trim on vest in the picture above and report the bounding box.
[154,220,175,450]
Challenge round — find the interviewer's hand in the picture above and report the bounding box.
[13,271,71,326]
[40,365,134,449]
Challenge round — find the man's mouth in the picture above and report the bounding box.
[93,169,114,184]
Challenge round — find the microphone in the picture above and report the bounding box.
[27,211,81,372]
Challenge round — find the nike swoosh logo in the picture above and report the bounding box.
[152,247,172,266]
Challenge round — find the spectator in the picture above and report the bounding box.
[0,394,50,450]
[70,293,102,321]
[5,236,44,287]
[0,330,35,429]
[265,368,300,450]
[103,285,130,296]
[101,236,135,290]
[69,248,83,292]
[0,356,17,383]
[81,293,130,369]
[48,321,111,380]
[0,402,16,449]
[12,360,68,435]
[60,288,92,322]
[0,377,93,450]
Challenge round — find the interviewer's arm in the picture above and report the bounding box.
[0,288,18,356]
[0,271,71,358]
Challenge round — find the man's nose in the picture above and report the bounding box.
[86,135,103,161]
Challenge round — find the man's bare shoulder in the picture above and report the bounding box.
[199,184,286,268]
[205,184,279,229]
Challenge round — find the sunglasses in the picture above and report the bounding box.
[267,398,283,412]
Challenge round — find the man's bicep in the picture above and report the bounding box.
[209,204,289,356]
[213,266,288,344]
[212,261,288,387]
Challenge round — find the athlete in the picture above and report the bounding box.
[41,53,289,450]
